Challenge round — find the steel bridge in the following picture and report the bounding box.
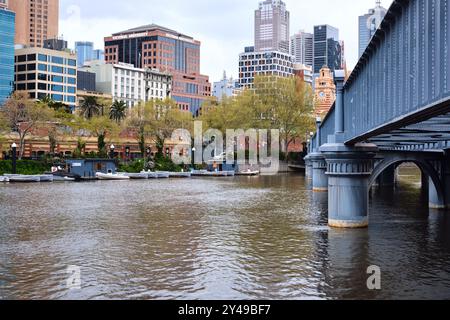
[305,0,450,228]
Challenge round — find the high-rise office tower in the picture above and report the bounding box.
[75,41,94,67]
[313,24,342,74]
[359,1,387,57]
[104,24,210,116]
[255,0,290,53]
[0,2,15,105]
[290,30,313,66]
[7,0,59,48]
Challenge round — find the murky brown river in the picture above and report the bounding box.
[1,167,450,299]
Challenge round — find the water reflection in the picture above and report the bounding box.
[0,170,449,300]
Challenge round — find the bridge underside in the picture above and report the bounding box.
[346,100,450,151]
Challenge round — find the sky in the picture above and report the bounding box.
[59,0,394,82]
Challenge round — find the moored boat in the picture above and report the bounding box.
[123,172,149,179]
[169,172,192,178]
[5,174,41,183]
[236,170,260,176]
[0,176,9,182]
[155,171,170,179]
[38,175,54,182]
[95,172,130,180]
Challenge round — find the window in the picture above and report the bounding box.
[38,82,47,90]
[67,86,76,94]
[51,85,64,92]
[52,75,63,83]
[51,56,64,64]
[38,64,47,71]
[68,59,76,67]
[38,54,47,62]
[67,68,76,75]
[67,77,76,85]
[52,66,63,73]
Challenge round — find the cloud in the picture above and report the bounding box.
[60,0,393,82]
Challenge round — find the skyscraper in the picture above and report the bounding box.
[104,24,210,116]
[0,2,15,105]
[359,1,387,57]
[7,0,59,48]
[290,30,313,67]
[75,41,94,67]
[255,0,290,53]
[313,24,342,74]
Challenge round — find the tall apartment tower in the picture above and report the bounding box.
[7,0,59,47]
[313,24,342,74]
[255,0,290,53]
[290,30,313,67]
[358,1,387,57]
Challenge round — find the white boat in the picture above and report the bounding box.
[52,175,76,182]
[140,171,159,179]
[0,176,9,182]
[95,172,130,180]
[6,175,41,183]
[123,172,149,179]
[169,172,192,178]
[38,175,54,182]
[155,171,170,179]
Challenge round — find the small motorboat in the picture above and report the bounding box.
[169,172,192,178]
[52,175,76,182]
[0,176,9,182]
[140,171,158,179]
[123,172,149,179]
[96,172,130,180]
[155,171,170,179]
[45,171,81,182]
[5,174,41,183]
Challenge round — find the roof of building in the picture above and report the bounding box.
[112,23,194,40]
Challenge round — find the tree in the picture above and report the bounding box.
[1,91,55,159]
[127,102,155,157]
[253,76,315,155]
[109,100,127,123]
[79,96,103,119]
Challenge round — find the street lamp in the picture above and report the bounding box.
[11,143,17,174]
[110,144,115,160]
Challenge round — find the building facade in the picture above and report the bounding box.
[314,66,336,117]
[104,24,210,115]
[14,47,77,110]
[255,0,290,54]
[7,0,59,48]
[238,46,294,89]
[0,4,15,105]
[93,49,104,61]
[43,38,68,51]
[359,1,387,57]
[293,63,313,86]
[212,71,241,101]
[313,24,342,74]
[81,60,172,108]
[77,70,96,91]
[75,41,94,67]
[290,30,313,67]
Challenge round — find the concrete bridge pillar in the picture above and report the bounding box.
[304,154,313,180]
[310,152,328,192]
[321,143,378,228]
[429,178,445,209]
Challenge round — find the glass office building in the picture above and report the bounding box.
[313,25,341,74]
[75,41,94,67]
[0,7,15,105]
[15,47,77,111]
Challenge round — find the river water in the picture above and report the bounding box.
[1,168,450,300]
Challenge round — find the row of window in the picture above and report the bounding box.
[15,82,76,94]
[16,54,76,66]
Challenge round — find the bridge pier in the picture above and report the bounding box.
[429,178,445,209]
[310,153,328,192]
[321,143,378,228]
[304,155,313,180]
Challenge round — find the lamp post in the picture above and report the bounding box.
[110,144,115,160]
[191,147,196,169]
[11,143,17,174]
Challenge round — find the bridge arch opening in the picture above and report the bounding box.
[369,159,445,208]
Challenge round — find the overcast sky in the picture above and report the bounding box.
[59,0,393,82]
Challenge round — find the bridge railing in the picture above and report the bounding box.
[317,0,450,147]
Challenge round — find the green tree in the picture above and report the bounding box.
[1,91,55,159]
[79,96,103,119]
[109,100,127,123]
